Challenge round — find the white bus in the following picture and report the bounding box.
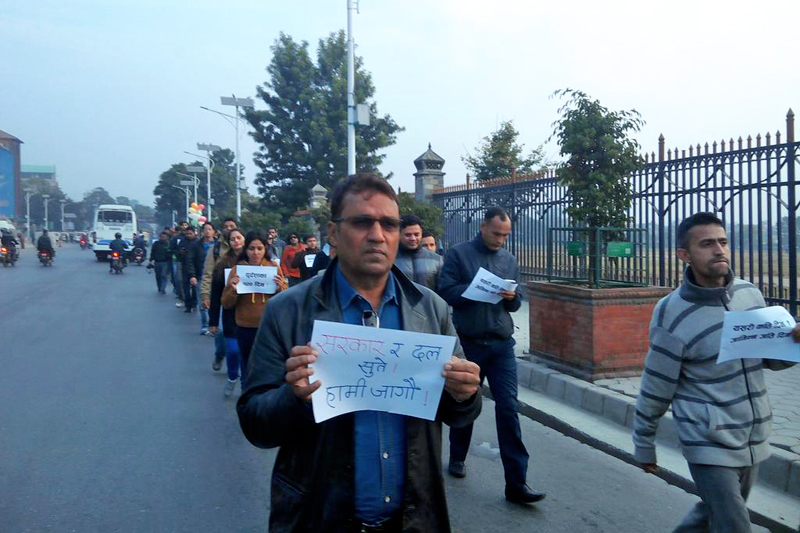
[91,204,138,261]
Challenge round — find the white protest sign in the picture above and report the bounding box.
[304,253,317,268]
[235,265,279,295]
[718,306,800,364]
[308,320,456,423]
[461,267,518,304]
[224,268,230,284]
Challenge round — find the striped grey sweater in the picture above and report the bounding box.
[633,268,794,467]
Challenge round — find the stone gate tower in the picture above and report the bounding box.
[414,143,445,203]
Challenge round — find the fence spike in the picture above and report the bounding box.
[738,136,743,149]
[682,149,686,158]
[644,153,649,163]
[667,148,672,160]
[776,130,781,144]
[789,109,795,143]
[688,145,694,156]
[747,135,752,148]
[766,132,771,145]
[711,141,716,154]
[697,143,701,154]
[729,138,734,150]
[756,134,761,147]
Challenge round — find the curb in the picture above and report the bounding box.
[512,358,800,501]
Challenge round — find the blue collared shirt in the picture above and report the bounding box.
[335,265,407,523]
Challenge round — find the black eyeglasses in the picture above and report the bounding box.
[333,216,402,233]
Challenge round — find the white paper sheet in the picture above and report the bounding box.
[235,265,279,295]
[308,320,456,423]
[460,267,518,304]
[717,306,799,364]
[304,253,317,268]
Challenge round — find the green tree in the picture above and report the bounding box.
[153,164,196,224]
[397,192,443,239]
[550,89,644,285]
[281,216,315,239]
[463,121,548,182]
[245,31,403,218]
[238,195,282,233]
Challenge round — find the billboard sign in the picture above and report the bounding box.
[0,145,14,218]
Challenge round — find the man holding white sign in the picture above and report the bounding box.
[438,206,544,505]
[633,212,799,533]
[237,173,481,532]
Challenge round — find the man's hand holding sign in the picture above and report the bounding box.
[286,321,479,415]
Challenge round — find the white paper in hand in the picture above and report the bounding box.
[718,306,799,364]
[308,320,455,423]
[461,267,517,304]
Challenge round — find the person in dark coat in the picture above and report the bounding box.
[237,173,482,532]
[438,206,546,505]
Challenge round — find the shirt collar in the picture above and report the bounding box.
[335,263,398,311]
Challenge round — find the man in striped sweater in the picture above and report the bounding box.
[633,212,799,533]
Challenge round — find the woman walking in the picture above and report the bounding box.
[222,231,286,390]
[209,228,246,396]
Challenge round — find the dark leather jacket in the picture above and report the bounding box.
[37,235,53,251]
[237,259,482,532]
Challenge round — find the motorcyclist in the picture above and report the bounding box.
[1,229,19,261]
[37,229,55,259]
[108,232,129,272]
[133,233,147,250]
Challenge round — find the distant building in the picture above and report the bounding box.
[21,164,57,183]
[0,129,23,220]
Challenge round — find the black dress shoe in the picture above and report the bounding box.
[505,484,546,504]
[448,460,466,478]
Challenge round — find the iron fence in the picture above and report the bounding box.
[433,110,799,314]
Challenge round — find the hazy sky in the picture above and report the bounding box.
[2,0,798,206]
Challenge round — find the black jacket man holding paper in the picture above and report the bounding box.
[237,173,481,532]
[437,206,545,505]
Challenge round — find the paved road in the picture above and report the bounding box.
[1,246,749,532]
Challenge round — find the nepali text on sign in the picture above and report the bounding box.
[235,265,279,295]
[308,320,456,423]
[461,266,517,304]
[717,306,799,364]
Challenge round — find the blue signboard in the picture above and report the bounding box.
[0,146,15,218]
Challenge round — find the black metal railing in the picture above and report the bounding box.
[433,111,799,314]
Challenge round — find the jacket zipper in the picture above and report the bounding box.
[723,294,757,465]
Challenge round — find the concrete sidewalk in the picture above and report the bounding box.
[508,305,800,532]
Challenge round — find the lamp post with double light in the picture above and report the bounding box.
[201,95,254,219]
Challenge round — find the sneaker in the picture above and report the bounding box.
[175,301,184,308]
[212,358,223,371]
[200,328,209,336]
[223,379,236,397]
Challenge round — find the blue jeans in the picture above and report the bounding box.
[224,336,242,381]
[199,307,209,329]
[237,326,258,388]
[449,338,529,488]
[172,262,184,300]
[153,261,169,293]
[214,324,226,361]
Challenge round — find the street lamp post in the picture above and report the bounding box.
[203,95,254,219]
[176,172,200,204]
[173,183,192,219]
[59,200,66,232]
[42,194,51,231]
[24,188,35,241]
[196,143,221,222]
[186,157,214,221]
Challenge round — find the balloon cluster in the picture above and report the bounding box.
[187,202,207,226]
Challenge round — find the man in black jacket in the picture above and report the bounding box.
[290,234,320,282]
[238,173,482,532]
[438,206,545,505]
[395,214,443,290]
[178,227,197,312]
[148,231,172,294]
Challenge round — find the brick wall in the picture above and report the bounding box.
[528,282,672,380]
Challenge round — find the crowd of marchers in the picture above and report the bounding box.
[146,173,799,533]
